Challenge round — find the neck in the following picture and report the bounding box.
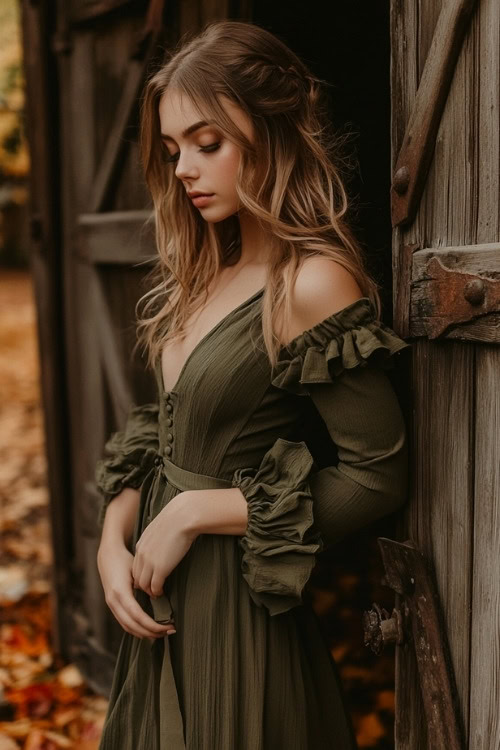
[237,209,270,266]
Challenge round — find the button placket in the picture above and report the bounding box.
[163,393,174,457]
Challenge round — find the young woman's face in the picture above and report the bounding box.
[158,88,253,223]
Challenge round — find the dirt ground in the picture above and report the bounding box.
[0,268,396,749]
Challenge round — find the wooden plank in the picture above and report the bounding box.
[413,243,500,277]
[93,273,134,424]
[88,57,151,212]
[55,8,109,676]
[469,348,500,749]
[391,3,427,740]
[394,340,474,749]
[468,0,500,742]
[88,0,164,214]
[69,33,97,210]
[476,0,500,244]
[20,0,74,660]
[78,210,156,264]
[391,0,479,228]
[391,0,480,743]
[390,0,420,338]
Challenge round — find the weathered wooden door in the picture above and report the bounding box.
[390,0,499,747]
[21,0,250,696]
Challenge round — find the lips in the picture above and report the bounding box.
[190,193,215,207]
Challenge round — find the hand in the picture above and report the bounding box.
[97,540,176,639]
[132,493,196,599]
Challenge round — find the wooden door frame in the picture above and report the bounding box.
[21,0,72,658]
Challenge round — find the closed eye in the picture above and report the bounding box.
[164,142,221,164]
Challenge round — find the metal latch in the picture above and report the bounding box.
[363,538,465,750]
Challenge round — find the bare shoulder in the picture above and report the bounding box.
[277,256,365,346]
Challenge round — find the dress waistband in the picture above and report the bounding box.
[155,454,233,492]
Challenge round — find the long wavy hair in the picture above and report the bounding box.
[135,19,382,371]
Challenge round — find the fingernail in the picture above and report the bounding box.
[168,629,176,635]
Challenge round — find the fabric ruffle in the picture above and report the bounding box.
[232,438,323,616]
[271,296,410,395]
[95,403,160,529]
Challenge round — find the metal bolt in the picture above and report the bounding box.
[392,166,410,195]
[463,279,485,306]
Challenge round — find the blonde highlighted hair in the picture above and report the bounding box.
[135,19,382,370]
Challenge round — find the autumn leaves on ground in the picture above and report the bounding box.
[0,269,395,749]
[0,271,107,749]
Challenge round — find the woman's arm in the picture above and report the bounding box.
[99,486,142,551]
[183,487,249,536]
[95,402,160,530]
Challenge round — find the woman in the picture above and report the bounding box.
[95,19,410,750]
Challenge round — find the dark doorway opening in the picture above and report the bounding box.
[250,3,396,748]
[251,0,393,314]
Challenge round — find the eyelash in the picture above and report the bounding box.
[164,142,221,164]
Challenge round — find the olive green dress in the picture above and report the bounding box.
[95,291,411,750]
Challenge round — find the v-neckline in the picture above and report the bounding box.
[158,286,265,394]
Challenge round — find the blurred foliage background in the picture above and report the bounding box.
[0,0,30,267]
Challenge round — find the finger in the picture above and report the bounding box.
[114,599,175,639]
[109,585,175,638]
[131,554,142,589]
[151,570,167,598]
[136,561,156,599]
[110,600,162,638]
[125,592,176,635]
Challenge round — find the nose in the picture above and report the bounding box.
[174,150,199,181]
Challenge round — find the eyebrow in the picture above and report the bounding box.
[160,120,212,141]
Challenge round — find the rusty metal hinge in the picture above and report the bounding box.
[363,538,465,750]
[414,256,500,338]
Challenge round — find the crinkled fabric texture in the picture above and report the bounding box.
[94,291,409,750]
[232,438,324,616]
[271,296,409,395]
[95,403,160,529]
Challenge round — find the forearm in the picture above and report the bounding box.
[309,459,407,548]
[184,488,248,536]
[99,486,142,549]
[307,368,409,547]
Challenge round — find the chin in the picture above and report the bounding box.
[203,206,239,224]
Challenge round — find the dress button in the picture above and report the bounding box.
[166,433,173,442]
[166,404,173,413]
[166,418,173,426]
[164,445,172,456]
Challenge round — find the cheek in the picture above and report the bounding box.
[217,145,241,192]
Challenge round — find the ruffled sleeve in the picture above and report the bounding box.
[95,403,160,530]
[232,438,323,617]
[232,296,411,616]
[270,296,409,396]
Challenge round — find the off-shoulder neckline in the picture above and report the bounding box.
[156,293,379,393]
[278,296,376,355]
